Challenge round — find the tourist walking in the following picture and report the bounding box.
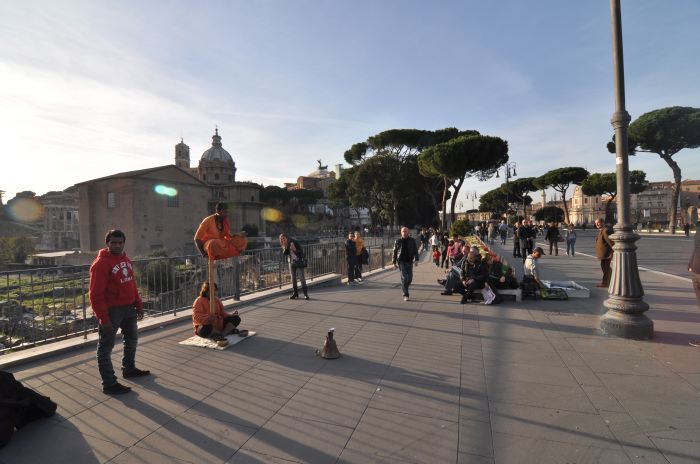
[565,223,577,256]
[345,231,358,284]
[440,234,450,269]
[392,226,419,301]
[429,230,440,250]
[90,229,150,395]
[499,220,508,245]
[545,222,560,256]
[280,233,309,299]
[487,222,496,245]
[512,222,521,258]
[594,219,615,288]
[518,219,529,262]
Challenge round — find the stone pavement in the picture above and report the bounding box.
[1,244,699,464]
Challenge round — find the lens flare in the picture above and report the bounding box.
[261,207,283,223]
[7,197,44,223]
[292,214,308,229]
[154,185,178,196]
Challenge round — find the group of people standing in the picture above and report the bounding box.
[513,220,578,258]
[344,230,367,285]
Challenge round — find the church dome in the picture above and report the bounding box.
[201,128,234,164]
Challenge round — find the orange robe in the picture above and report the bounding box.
[192,295,226,335]
[194,214,247,260]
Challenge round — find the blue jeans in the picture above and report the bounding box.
[399,261,413,296]
[96,305,138,387]
[289,263,308,295]
[444,268,464,293]
[567,240,576,255]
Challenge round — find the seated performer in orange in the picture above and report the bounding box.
[192,282,242,338]
[194,202,248,260]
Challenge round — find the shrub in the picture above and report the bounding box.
[450,219,472,237]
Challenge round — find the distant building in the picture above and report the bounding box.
[569,186,606,225]
[286,160,337,193]
[631,180,700,226]
[77,129,264,257]
[38,187,80,250]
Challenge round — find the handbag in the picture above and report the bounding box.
[294,257,307,268]
[360,247,369,265]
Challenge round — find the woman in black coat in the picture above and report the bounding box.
[279,233,309,299]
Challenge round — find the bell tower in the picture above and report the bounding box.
[175,138,190,170]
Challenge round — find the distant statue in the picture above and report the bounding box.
[317,159,328,170]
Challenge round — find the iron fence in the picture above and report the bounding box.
[0,237,396,354]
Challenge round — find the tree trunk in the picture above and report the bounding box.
[422,179,442,226]
[393,200,399,233]
[661,152,682,234]
[441,178,449,231]
[449,177,465,224]
[560,187,570,224]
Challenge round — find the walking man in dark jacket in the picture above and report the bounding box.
[345,232,357,285]
[393,227,419,301]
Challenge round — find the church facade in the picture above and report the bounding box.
[77,129,264,257]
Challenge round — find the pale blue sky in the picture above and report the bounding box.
[1,0,699,208]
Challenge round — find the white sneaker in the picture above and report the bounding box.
[403,296,409,301]
[357,277,363,282]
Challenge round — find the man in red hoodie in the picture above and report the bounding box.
[90,230,150,394]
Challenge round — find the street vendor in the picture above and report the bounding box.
[523,247,544,286]
[194,202,247,260]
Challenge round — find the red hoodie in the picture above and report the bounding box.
[89,248,143,324]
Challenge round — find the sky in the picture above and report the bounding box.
[1,0,699,210]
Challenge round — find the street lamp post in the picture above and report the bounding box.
[600,0,653,339]
[496,162,517,221]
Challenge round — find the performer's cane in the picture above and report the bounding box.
[208,256,216,316]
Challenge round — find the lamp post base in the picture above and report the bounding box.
[600,310,653,340]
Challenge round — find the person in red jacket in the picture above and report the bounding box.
[90,229,150,395]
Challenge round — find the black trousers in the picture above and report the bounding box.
[196,315,241,338]
[347,258,357,282]
[600,258,612,286]
[463,280,485,298]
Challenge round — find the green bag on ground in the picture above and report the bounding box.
[540,287,568,300]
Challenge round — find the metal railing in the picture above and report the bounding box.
[0,237,396,354]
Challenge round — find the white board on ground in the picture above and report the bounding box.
[179,331,257,350]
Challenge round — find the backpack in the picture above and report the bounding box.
[0,371,57,448]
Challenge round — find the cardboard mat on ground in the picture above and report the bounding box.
[179,331,257,350]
